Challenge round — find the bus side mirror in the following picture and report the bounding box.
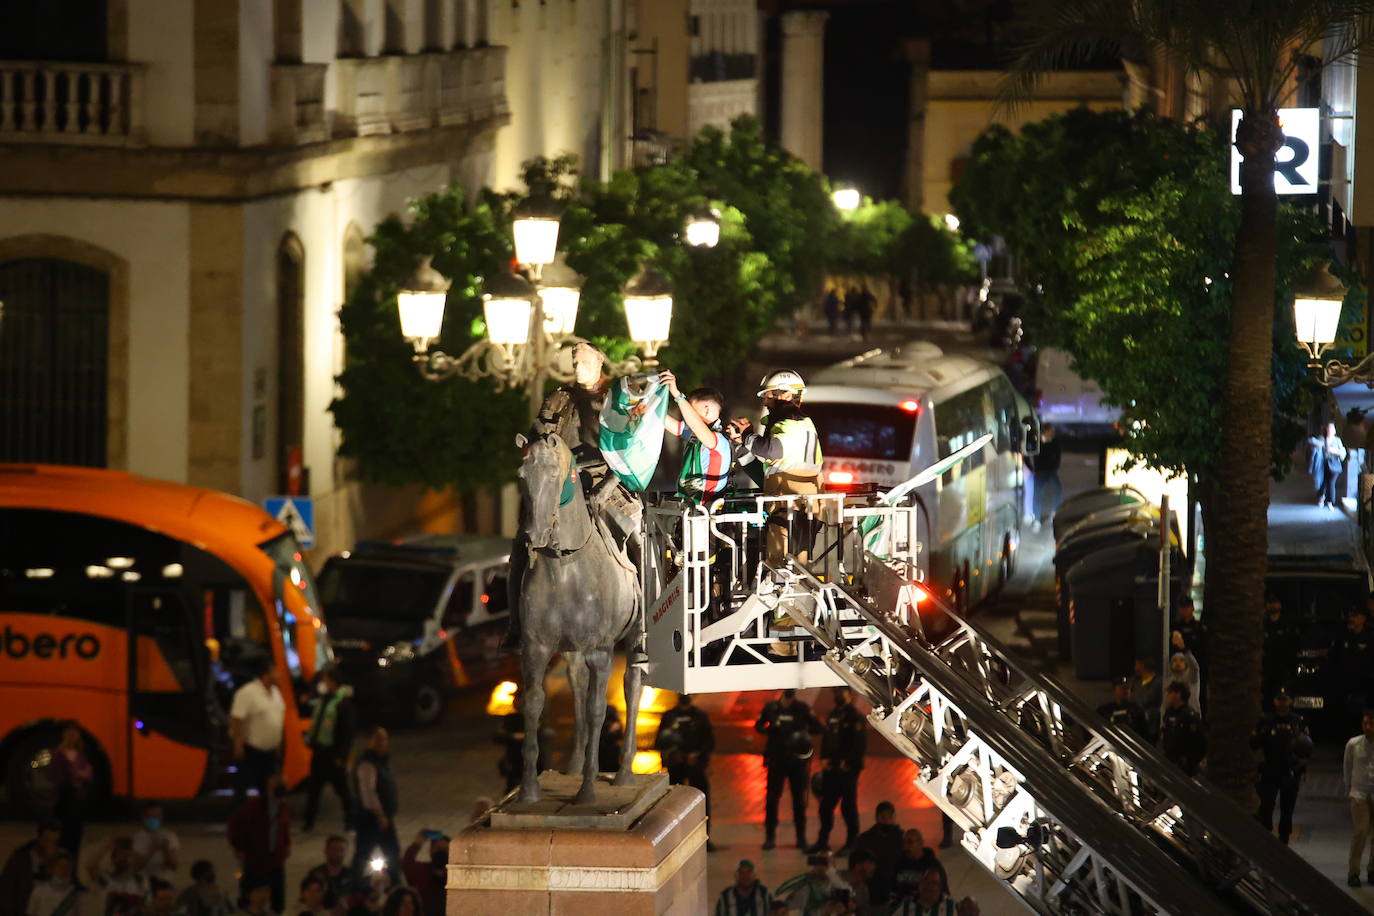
[1020,416,1041,456]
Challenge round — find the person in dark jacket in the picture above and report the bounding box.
[853,802,904,906]
[1127,657,1163,742]
[1262,595,1300,703]
[1160,683,1206,777]
[0,820,63,916]
[889,828,948,904]
[304,667,357,833]
[656,694,717,849]
[351,727,400,879]
[1252,689,1313,845]
[400,830,448,916]
[1096,678,1148,738]
[1330,607,1374,731]
[1029,424,1062,529]
[810,687,866,854]
[755,689,823,849]
[227,771,291,912]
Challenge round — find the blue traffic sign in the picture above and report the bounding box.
[264,496,315,548]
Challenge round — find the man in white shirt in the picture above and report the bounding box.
[1344,710,1374,886]
[230,656,286,805]
[131,802,180,884]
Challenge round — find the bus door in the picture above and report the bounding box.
[127,587,214,799]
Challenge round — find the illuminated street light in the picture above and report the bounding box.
[623,265,674,365]
[396,256,451,351]
[684,209,721,248]
[832,187,860,211]
[511,196,561,270]
[1293,262,1361,386]
[944,213,961,232]
[536,253,582,335]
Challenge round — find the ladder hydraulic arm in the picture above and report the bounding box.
[765,554,1363,916]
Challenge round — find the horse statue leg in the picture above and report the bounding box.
[518,637,555,804]
[565,650,588,776]
[575,646,613,805]
[614,641,642,786]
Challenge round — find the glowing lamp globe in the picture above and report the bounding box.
[684,212,721,248]
[537,254,583,336]
[512,197,562,268]
[623,266,673,359]
[832,187,860,211]
[482,272,537,346]
[1293,262,1348,358]
[396,256,450,349]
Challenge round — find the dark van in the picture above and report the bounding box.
[317,535,510,725]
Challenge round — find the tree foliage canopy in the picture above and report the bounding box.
[950,109,1333,487]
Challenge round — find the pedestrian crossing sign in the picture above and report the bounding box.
[264,496,315,548]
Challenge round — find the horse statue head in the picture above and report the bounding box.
[517,432,579,551]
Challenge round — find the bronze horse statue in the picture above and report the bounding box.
[514,432,642,804]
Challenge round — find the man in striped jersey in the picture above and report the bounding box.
[658,370,733,501]
[715,859,772,916]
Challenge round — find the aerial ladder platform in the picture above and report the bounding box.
[640,490,1363,916]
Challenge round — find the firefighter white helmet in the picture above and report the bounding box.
[757,369,807,398]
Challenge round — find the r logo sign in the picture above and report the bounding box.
[1230,108,1319,196]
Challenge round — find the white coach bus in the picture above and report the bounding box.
[803,344,1037,611]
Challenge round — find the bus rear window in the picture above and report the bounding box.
[804,404,917,460]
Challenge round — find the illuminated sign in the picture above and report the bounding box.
[1230,108,1319,195]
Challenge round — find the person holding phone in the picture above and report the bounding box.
[401,830,449,916]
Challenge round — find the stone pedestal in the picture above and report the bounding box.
[447,772,707,915]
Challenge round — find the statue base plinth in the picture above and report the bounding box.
[447,773,707,915]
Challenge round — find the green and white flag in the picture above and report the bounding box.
[599,375,671,492]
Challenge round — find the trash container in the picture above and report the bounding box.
[1065,540,1184,680]
[1052,485,1146,541]
[1053,518,1160,660]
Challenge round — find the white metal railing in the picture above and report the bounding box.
[0,61,145,146]
[642,492,920,693]
[334,46,507,137]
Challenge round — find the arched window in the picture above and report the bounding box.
[276,234,305,492]
[342,222,368,304]
[0,257,110,466]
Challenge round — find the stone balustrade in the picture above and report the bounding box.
[334,45,507,138]
[0,61,146,146]
[687,78,757,135]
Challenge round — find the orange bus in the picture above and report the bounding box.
[0,465,333,808]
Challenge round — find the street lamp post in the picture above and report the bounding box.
[1292,262,1363,387]
[397,202,699,411]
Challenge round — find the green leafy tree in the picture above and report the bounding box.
[1004,0,1374,808]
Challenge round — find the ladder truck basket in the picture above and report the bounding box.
[641,490,921,694]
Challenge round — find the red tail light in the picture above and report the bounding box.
[899,399,921,413]
[828,470,855,486]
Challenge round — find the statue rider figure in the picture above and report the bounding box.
[505,341,648,667]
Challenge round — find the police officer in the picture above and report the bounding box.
[1251,688,1313,845]
[755,689,823,850]
[1160,682,1206,777]
[730,370,824,566]
[655,694,716,850]
[1173,596,1209,691]
[1262,594,1300,703]
[1096,678,1148,738]
[1331,606,1374,730]
[810,686,866,855]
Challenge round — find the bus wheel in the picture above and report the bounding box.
[5,726,62,818]
[412,681,445,727]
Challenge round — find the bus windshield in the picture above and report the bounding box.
[258,533,332,675]
[804,404,918,460]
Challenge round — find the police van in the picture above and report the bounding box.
[316,535,510,725]
[803,343,1037,610]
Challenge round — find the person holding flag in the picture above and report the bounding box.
[658,369,733,502]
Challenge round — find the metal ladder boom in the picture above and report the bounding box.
[767,554,1362,916]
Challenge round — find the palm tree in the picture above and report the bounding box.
[1003,1,1374,807]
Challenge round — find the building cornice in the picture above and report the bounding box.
[0,114,508,203]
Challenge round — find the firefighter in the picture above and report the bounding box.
[755,689,824,850]
[655,694,717,850]
[809,686,866,855]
